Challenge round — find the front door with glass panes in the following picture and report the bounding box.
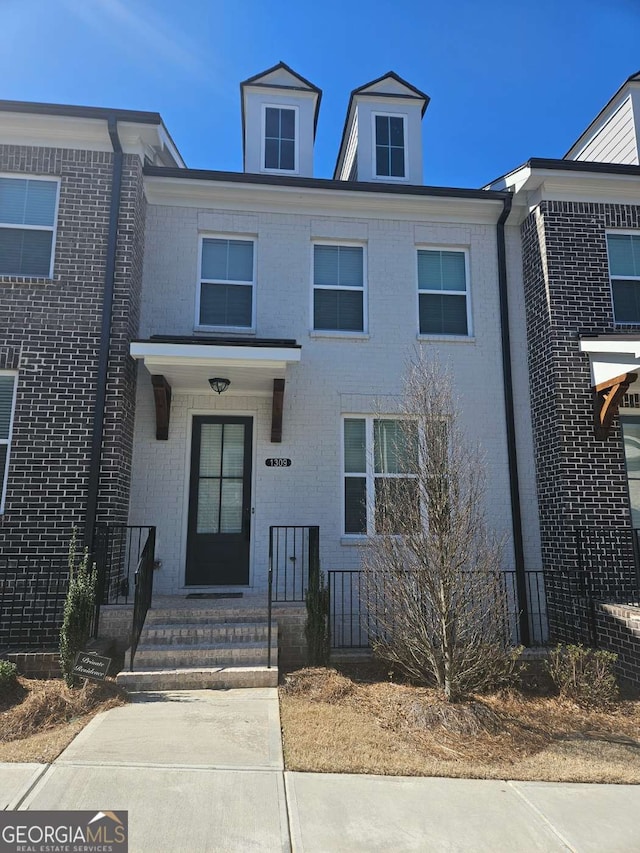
[186,416,252,585]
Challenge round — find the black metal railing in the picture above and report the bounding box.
[327,568,548,651]
[0,555,69,649]
[129,527,156,671]
[575,527,640,605]
[267,525,319,668]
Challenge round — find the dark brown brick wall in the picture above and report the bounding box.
[521,201,640,573]
[596,603,640,688]
[0,146,146,556]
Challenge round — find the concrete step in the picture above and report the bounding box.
[140,621,276,645]
[116,665,278,691]
[132,641,270,669]
[145,607,271,625]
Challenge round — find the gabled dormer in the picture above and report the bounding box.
[240,62,322,177]
[334,72,429,184]
[564,71,640,165]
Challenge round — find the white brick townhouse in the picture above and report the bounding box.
[126,62,540,598]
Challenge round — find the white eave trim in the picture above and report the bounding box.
[579,336,640,386]
[130,341,301,366]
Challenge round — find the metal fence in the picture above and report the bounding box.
[94,524,156,606]
[0,555,69,649]
[327,568,548,651]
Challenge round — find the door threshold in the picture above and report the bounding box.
[185,592,244,600]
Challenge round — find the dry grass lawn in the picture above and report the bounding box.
[0,676,127,763]
[279,666,640,783]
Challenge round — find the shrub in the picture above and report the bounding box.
[305,573,330,666]
[59,531,96,688]
[547,644,619,708]
[0,660,18,693]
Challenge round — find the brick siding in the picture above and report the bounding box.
[596,602,640,688]
[0,146,146,557]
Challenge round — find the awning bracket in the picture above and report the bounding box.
[593,372,637,440]
[151,374,172,440]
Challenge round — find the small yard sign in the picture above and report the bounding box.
[72,651,111,682]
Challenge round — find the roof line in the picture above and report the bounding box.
[143,164,508,202]
[563,70,640,159]
[240,60,322,96]
[486,156,640,188]
[0,98,163,124]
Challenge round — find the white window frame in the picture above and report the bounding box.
[416,245,472,338]
[0,371,18,514]
[371,112,409,182]
[260,104,299,175]
[195,234,257,333]
[606,230,640,325]
[0,173,60,279]
[311,240,368,336]
[341,415,418,537]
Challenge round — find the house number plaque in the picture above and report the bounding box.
[265,458,291,467]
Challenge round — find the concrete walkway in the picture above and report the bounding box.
[1,689,639,852]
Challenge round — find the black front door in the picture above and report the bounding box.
[186,416,252,585]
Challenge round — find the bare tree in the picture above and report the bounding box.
[361,355,520,702]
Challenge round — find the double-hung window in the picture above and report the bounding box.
[0,176,59,277]
[198,237,255,330]
[313,244,365,333]
[607,233,640,324]
[417,248,470,336]
[0,373,17,513]
[373,114,406,179]
[263,106,297,172]
[343,417,418,535]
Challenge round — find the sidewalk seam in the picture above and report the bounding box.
[7,764,52,811]
[507,781,577,852]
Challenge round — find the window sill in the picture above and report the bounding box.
[0,275,54,285]
[341,536,367,545]
[194,326,256,336]
[417,334,476,344]
[310,331,370,341]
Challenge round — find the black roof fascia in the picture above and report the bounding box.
[141,335,301,349]
[0,99,163,124]
[563,70,640,159]
[486,156,640,188]
[239,62,323,162]
[333,71,431,179]
[143,164,509,203]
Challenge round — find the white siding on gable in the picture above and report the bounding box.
[360,77,418,97]
[255,67,313,89]
[574,96,639,165]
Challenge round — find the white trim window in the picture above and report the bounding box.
[417,248,471,336]
[262,105,298,173]
[373,113,407,179]
[343,416,418,535]
[0,373,17,513]
[0,176,59,277]
[197,237,256,330]
[313,243,365,333]
[607,232,640,324]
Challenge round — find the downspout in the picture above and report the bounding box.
[84,117,123,547]
[496,194,531,646]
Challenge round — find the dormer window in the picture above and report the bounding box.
[374,113,406,179]
[262,106,298,172]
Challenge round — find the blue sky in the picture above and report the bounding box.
[1,0,639,187]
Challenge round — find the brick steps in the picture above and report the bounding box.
[115,610,278,691]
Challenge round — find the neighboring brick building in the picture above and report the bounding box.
[0,105,183,557]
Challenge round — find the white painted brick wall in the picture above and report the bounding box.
[130,201,526,593]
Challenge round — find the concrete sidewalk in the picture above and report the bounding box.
[1,689,639,852]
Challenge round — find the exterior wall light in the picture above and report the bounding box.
[209,377,231,394]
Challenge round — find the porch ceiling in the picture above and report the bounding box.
[130,337,301,395]
[580,336,640,387]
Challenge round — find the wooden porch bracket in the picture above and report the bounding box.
[151,374,172,440]
[593,372,637,440]
[271,378,285,443]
